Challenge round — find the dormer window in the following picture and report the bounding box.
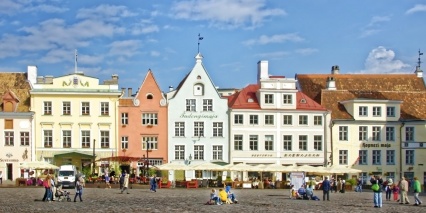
[194,83,204,96]
[146,94,153,99]
[283,94,292,104]
[300,99,306,104]
[386,106,395,117]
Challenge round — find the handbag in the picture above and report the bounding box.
[371,183,380,192]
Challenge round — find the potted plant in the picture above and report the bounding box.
[225,176,233,186]
[345,178,356,191]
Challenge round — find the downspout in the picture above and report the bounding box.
[329,120,335,166]
[399,121,405,179]
[323,111,330,167]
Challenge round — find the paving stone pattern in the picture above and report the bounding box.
[0,186,424,213]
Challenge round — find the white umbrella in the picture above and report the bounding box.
[294,165,324,174]
[262,164,296,172]
[20,161,59,170]
[190,162,226,171]
[224,163,261,172]
[155,162,191,171]
[321,165,362,174]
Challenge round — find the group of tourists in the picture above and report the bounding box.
[40,171,85,202]
[206,185,238,205]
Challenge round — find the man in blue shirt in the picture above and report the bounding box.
[322,176,331,201]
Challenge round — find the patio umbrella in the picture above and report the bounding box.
[321,165,362,174]
[155,162,191,171]
[190,162,226,171]
[262,164,295,172]
[20,161,59,170]
[223,163,261,172]
[294,165,323,174]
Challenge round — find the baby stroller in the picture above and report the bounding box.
[55,185,72,202]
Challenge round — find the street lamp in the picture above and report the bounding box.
[92,139,96,176]
[145,140,150,182]
[185,154,192,165]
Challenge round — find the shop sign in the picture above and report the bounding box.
[251,154,273,157]
[283,153,321,157]
[0,158,19,162]
[180,112,218,119]
[362,143,391,148]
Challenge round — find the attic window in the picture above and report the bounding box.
[247,98,254,103]
[146,94,153,99]
[197,75,202,80]
[300,99,306,103]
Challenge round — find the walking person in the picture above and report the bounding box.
[370,175,383,208]
[413,177,423,206]
[0,171,3,184]
[399,177,410,204]
[356,177,362,192]
[42,174,52,202]
[385,178,393,201]
[322,176,331,201]
[74,176,83,202]
[392,182,400,201]
[150,175,157,192]
[120,170,130,194]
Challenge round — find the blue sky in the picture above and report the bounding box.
[0,0,425,92]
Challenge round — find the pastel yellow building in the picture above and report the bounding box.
[28,66,121,173]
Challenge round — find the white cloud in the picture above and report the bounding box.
[22,4,68,13]
[295,48,318,56]
[360,16,391,38]
[256,51,290,59]
[243,33,304,46]
[406,4,426,14]
[150,51,160,57]
[108,40,141,58]
[170,0,286,29]
[0,0,67,15]
[131,24,159,35]
[360,46,411,73]
[0,0,23,15]
[76,4,137,21]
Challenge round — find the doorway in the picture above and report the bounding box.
[7,163,12,180]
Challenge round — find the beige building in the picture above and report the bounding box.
[297,65,426,184]
[0,72,34,180]
[29,66,121,173]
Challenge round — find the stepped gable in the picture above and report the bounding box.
[0,72,31,112]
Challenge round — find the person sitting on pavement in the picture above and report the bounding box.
[219,188,231,204]
[225,185,238,203]
[206,189,221,205]
[306,183,320,200]
[297,185,308,200]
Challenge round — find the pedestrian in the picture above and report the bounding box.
[340,179,346,193]
[399,177,410,204]
[75,170,82,186]
[385,178,393,201]
[150,175,157,192]
[50,175,56,201]
[370,175,383,208]
[120,170,130,194]
[105,172,111,189]
[42,174,52,202]
[119,172,125,189]
[392,182,400,201]
[0,171,3,184]
[322,176,331,201]
[413,177,423,206]
[74,176,83,202]
[356,177,362,192]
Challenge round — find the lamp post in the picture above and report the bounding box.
[145,140,150,183]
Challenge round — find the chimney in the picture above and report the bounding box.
[331,65,340,74]
[169,86,174,91]
[36,76,44,84]
[326,76,336,90]
[44,75,53,84]
[257,60,269,83]
[121,88,126,96]
[128,88,132,97]
[27,65,37,86]
[415,66,423,78]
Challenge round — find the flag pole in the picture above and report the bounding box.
[198,33,203,53]
[75,49,78,73]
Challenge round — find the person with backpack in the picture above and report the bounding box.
[370,175,383,208]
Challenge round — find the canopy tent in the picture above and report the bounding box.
[320,165,362,174]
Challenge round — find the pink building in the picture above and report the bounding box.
[118,70,168,177]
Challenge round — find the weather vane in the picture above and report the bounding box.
[198,33,204,53]
[418,49,423,68]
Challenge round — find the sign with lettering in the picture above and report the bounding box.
[251,154,273,157]
[180,112,218,119]
[283,153,321,157]
[362,143,392,148]
[0,158,19,162]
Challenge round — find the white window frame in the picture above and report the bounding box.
[314,135,322,151]
[142,136,158,150]
[121,136,129,149]
[299,115,308,125]
[62,101,71,115]
[283,94,292,104]
[62,130,71,148]
[194,145,204,160]
[186,99,196,111]
[234,135,243,151]
[100,102,109,116]
[100,130,110,148]
[298,135,307,151]
[81,102,90,115]
[283,135,292,151]
[265,135,274,151]
[175,145,185,160]
[213,122,223,137]
[121,113,128,125]
[203,99,213,111]
[174,122,185,137]
[212,145,223,160]
[283,115,292,125]
[44,101,52,115]
[194,122,204,137]
[264,94,273,104]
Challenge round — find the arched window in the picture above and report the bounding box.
[194,83,204,96]
[146,94,153,99]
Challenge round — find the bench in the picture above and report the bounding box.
[186,180,198,188]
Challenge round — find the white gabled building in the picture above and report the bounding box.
[228,61,330,182]
[166,53,229,181]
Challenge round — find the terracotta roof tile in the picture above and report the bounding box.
[0,72,31,112]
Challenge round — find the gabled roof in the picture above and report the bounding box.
[228,83,326,111]
[297,74,426,104]
[297,73,426,120]
[0,72,31,112]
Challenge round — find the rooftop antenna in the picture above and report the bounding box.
[418,49,423,68]
[75,49,78,73]
[197,33,203,53]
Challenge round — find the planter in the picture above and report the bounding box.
[345,185,353,191]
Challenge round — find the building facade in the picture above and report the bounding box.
[118,70,168,177]
[0,72,34,180]
[297,65,426,183]
[166,53,229,181]
[228,61,329,181]
[29,66,121,173]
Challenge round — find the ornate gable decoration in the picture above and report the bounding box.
[62,76,89,87]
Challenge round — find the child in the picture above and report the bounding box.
[290,185,297,199]
[392,183,399,201]
[207,189,220,205]
[225,185,238,203]
[219,188,229,204]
